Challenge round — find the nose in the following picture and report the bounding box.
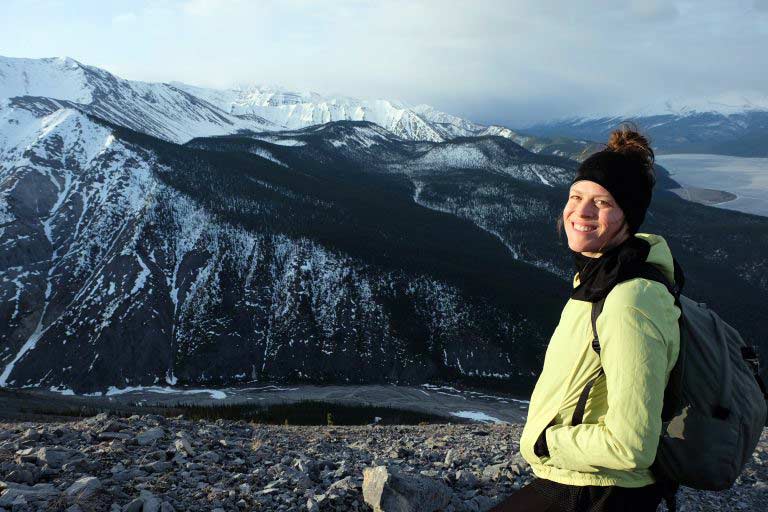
[575,200,597,218]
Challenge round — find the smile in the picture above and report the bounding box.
[572,222,597,232]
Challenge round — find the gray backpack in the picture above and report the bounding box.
[572,260,767,511]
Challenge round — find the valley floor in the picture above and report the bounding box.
[0,385,530,425]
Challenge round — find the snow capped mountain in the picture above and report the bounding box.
[0,97,572,392]
[599,93,768,120]
[525,93,768,157]
[1,55,538,147]
[171,82,449,142]
[0,56,94,104]
[0,55,277,144]
[411,104,529,144]
[0,55,592,157]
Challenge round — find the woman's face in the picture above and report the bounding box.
[563,180,629,257]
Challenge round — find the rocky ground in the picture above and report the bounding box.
[1,414,767,511]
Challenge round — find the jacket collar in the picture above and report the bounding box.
[571,235,651,302]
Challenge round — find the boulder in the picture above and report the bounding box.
[0,482,58,507]
[140,490,161,512]
[481,462,509,481]
[444,448,457,467]
[123,498,143,512]
[362,465,452,512]
[4,469,36,485]
[136,427,165,446]
[19,447,83,469]
[455,469,478,488]
[173,437,194,457]
[65,476,101,500]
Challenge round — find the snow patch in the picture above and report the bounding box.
[105,385,227,400]
[449,410,508,424]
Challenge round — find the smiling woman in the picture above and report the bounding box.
[563,180,629,257]
[492,125,683,511]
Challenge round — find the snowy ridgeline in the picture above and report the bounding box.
[0,103,540,393]
[0,55,530,147]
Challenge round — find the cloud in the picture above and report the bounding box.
[111,12,137,24]
[1,0,766,126]
[181,0,245,17]
[629,0,679,22]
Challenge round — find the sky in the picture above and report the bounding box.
[1,0,767,127]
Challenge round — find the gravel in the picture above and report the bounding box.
[0,413,766,511]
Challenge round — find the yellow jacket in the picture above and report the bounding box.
[519,233,681,487]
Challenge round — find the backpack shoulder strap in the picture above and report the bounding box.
[590,298,605,356]
[571,298,606,426]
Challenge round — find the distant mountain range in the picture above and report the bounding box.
[525,96,768,157]
[1,56,767,394]
[0,55,598,159]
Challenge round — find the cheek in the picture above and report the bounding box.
[599,211,623,231]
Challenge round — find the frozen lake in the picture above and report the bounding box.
[657,154,768,217]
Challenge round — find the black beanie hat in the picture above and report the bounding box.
[571,150,654,234]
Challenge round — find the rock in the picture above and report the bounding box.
[123,498,143,512]
[98,432,133,441]
[455,470,478,488]
[20,429,40,443]
[198,451,220,464]
[142,461,172,473]
[306,498,319,512]
[65,476,102,500]
[389,447,413,459]
[160,502,175,512]
[136,427,165,446]
[173,437,194,457]
[99,420,125,433]
[25,447,83,469]
[4,470,35,485]
[363,465,452,512]
[140,490,161,512]
[444,449,457,467]
[0,482,58,507]
[328,475,358,496]
[112,469,147,482]
[471,494,494,511]
[481,462,508,481]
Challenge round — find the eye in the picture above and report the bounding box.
[595,199,610,207]
[569,194,580,200]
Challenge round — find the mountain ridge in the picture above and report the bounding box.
[1,56,767,394]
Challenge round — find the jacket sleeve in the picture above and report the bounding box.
[543,289,676,472]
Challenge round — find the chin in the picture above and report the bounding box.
[565,229,599,254]
[567,241,597,254]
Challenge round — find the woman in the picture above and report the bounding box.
[492,126,681,511]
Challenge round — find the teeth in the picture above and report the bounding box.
[573,223,596,232]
